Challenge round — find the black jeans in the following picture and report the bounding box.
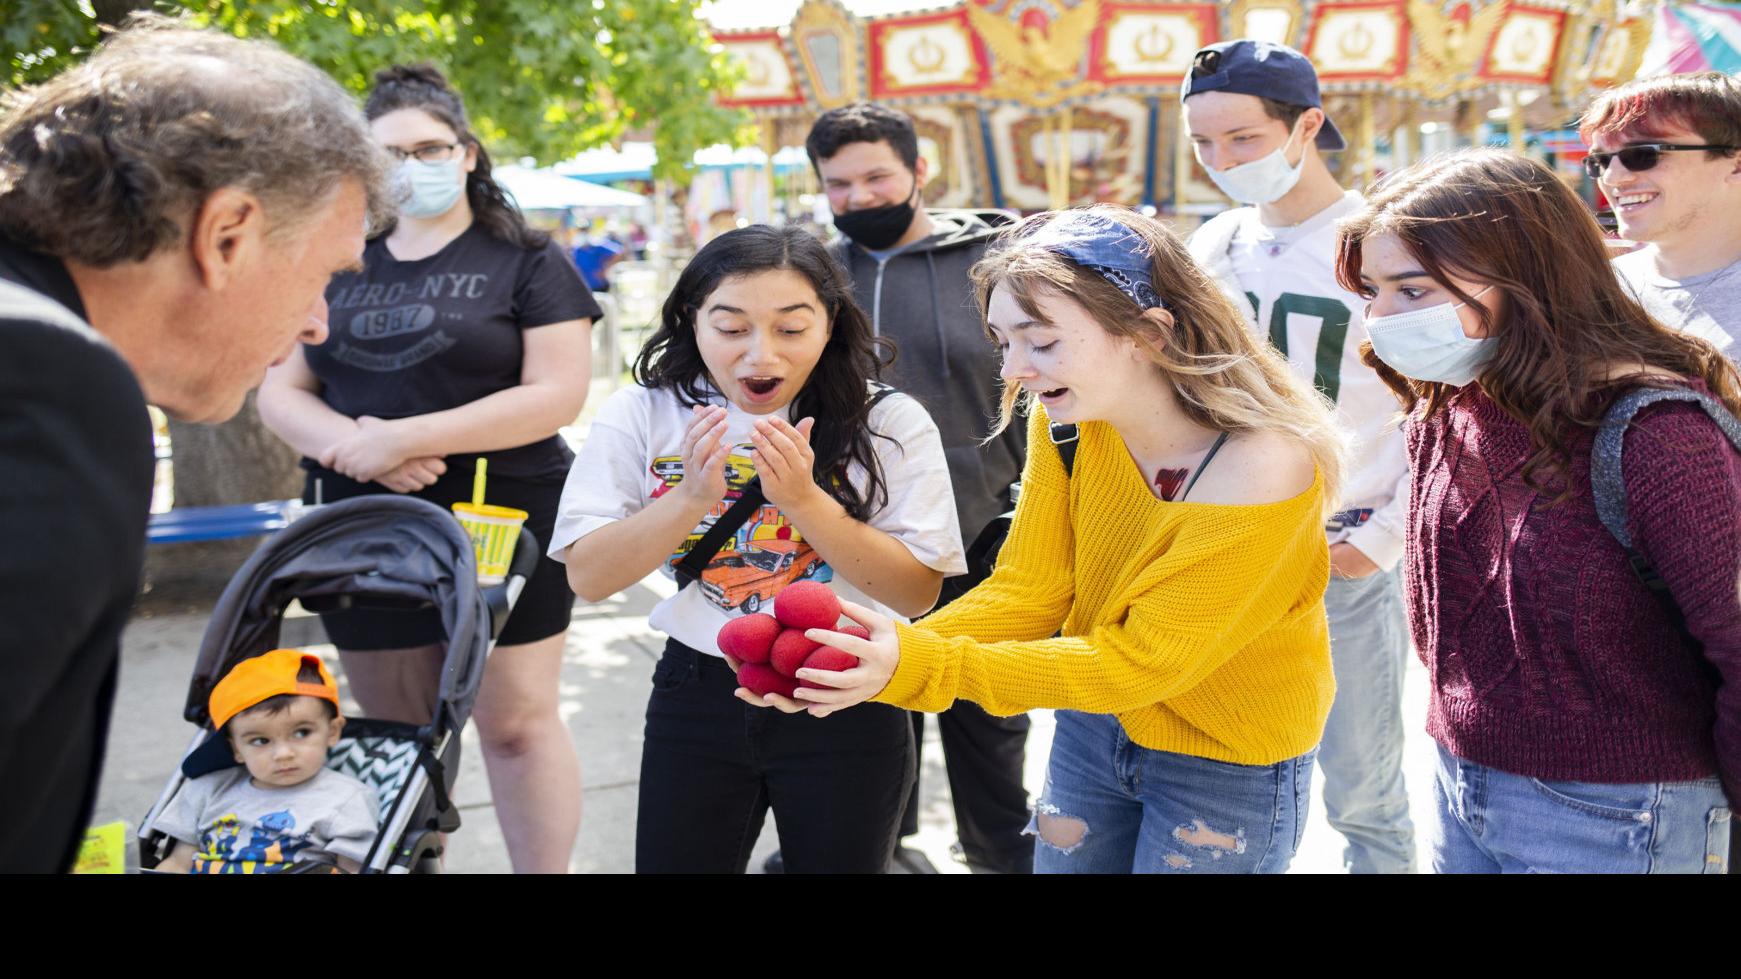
[636,639,915,874]
[898,573,1035,873]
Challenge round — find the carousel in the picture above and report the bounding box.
[706,0,1737,217]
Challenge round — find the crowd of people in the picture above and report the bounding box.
[2,14,1737,874]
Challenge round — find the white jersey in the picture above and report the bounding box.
[548,382,967,656]
[1189,190,1410,570]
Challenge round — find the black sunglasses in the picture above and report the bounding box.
[1583,142,1737,179]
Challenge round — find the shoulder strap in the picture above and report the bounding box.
[1178,431,1233,502]
[673,479,765,590]
[1592,387,1741,648]
[676,384,900,590]
[866,381,898,414]
[1594,388,1741,549]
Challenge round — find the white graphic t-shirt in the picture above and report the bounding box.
[548,383,967,656]
[1191,190,1410,570]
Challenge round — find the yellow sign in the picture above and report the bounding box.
[723,39,799,101]
[73,820,127,874]
[1102,12,1201,78]
[881,22,982,89]
[1489,9,1560,78]
[1232,0,1299,46]
[1311,8,1404,76]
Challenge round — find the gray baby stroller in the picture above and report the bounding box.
[136,495,537,873]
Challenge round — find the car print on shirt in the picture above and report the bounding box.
[648,446,834,614]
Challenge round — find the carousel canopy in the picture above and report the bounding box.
[700,0,1720,212]
[1638,0,1741,75]
[704,0,1635,114]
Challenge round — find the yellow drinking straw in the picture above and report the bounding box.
[473,457,488,506]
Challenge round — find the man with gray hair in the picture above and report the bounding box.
[0,14,393,871]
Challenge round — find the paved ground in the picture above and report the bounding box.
[95,566,1440,873]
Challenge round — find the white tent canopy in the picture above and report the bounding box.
[552,142,811,181]
[494,165,649,211]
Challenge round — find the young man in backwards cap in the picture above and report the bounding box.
[1184,40,1417,873]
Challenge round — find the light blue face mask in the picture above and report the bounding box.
[1366,287,1495,387]
[398,158,465,219]
[1203,119,1305,205]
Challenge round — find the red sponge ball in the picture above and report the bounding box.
[770,628,821,678]
[738,662,798,700]
[798,647,860,689]
[774,580,842,632]
[717,613,780,664]
[837,624,871,641]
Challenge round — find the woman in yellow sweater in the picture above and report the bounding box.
[738,206,1348,873]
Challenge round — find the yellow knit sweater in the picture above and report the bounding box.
[876,407,1336,765]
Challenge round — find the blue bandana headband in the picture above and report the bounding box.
[1014,210,1167,311]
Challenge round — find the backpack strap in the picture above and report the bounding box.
[1593,387,1741,648]
[1049,422,1078,477]
[965,419,1076,580]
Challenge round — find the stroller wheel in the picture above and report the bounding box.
[400,829,446,874]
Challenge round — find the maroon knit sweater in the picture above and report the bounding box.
[1406,384,1741,803]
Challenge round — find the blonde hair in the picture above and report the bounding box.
[972,204,1348,517]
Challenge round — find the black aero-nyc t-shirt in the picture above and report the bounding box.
[309,225,602,478]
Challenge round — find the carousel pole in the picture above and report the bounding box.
[1046,116,1058,209]
[1456,98,1484,147]
[1357,92,1376,189]
[1173,103,1191,220]
[1058,106,1073,208]
[1506,91,1526,154]
[760,120,777,223]
[1394,98,1414,170]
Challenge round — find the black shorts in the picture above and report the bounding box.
[301,464,575,648]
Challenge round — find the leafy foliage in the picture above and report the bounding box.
[6,0,752,178]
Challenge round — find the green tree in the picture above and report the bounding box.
[6,0,750,178]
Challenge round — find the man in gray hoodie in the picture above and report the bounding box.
[803,102,1031,873]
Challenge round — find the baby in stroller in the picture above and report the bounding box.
[155,649,377,874]
[138,495,539,874]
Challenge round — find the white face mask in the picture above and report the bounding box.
[397,158,465,219]
[1204,119,1306,205]
[1366,287,1495,387]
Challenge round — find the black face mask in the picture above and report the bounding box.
[832,177,919,250]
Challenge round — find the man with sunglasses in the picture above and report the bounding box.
[1581,72,1741,362]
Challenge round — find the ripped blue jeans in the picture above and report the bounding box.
[1029,710,1316,874]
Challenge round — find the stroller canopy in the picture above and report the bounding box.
[184,496,492,735]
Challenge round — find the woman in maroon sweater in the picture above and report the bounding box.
[1335,149,1741,873]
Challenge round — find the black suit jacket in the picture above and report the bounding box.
[0,243,153,872]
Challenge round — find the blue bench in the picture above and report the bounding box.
[146,500,301,545]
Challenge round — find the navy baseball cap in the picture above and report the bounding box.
[1180,40,1346,152]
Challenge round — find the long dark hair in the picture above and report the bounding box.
[1334,148,1741,499]
[364,63,548,250]
[634,225,895,520]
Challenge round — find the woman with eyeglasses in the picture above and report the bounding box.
[259,64,600,873]
[1336,148,1741,874]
